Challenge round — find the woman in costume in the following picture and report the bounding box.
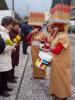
[47,23,72,100]
[27,25,47,78]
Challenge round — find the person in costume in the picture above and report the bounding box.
[47,23,72,100]
[27,25,47,78]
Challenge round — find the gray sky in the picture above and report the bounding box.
[5,0,52,16]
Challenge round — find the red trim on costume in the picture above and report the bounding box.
[50,43,64,55]
[26,32,32,42]
[48,61,51,65]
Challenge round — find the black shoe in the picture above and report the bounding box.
[8,79,17,83]
[25,53,28,55]
[0,91,10,97]
[23,52,28,55]
[5,87,13,92]
[13,76,18,79]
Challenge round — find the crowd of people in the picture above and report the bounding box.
[0,16,30,97]
[0,15,72,100]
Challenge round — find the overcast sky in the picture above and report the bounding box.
[5,0,52,16]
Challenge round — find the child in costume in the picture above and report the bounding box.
[47,4,71,99]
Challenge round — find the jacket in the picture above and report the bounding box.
[0,25,12,72]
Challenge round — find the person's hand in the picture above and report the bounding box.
[12,48,16,52]
[40,45,50,52]
[43,48,50,52]
[31,28,39,34]
[44,43,50,49]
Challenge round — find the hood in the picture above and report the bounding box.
[0,25,9,34]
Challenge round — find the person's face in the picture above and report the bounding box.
[6,24,13,32]
[53,27,59,33]
[34,28,40,32]
[13,24,20,32]
[31,28,39,34]
[47,26,54,34]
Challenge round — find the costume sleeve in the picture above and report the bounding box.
[50,42,64,55]
[26,32,32,42]
[57,36,70,49]
[41,35,47,43]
